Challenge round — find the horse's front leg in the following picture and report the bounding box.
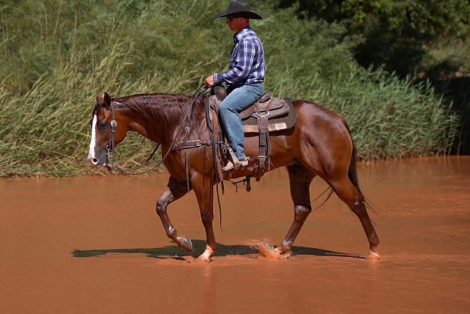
[156,176,193,252]
[191,173,216,262]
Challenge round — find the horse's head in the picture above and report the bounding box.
[87,92,127,167]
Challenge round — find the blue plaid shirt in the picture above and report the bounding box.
[214,26,265,86]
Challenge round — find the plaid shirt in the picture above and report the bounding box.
[214,26,265,86]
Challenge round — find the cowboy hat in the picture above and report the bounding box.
[213,0,263,20]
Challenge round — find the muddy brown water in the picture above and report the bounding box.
[1,157,469,313]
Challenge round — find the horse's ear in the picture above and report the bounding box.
[96,92,104,104]
[104,92,112,108]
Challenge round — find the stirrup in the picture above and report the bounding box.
[222,160,235,172]
[224,146,240,171]
[222,157,250,172]
[239,157,250,167]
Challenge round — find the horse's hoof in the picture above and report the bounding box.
[197,246,214,263]
[280,251,292,259]
[367,250,381,260]
[197,255,211,263]
[180,237,193,252]
[275,247,292,259]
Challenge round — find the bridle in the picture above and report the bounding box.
[104,85,209,175]
[104,101,161,175]
[102,84,225,229]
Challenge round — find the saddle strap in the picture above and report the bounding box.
[207,100,225,187]
[174,139,212,150]
[256,112,271,181]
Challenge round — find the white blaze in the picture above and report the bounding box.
[88,115,97,160]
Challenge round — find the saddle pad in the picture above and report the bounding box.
[242,98,296,134]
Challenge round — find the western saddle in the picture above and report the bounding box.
[207,86,296,182]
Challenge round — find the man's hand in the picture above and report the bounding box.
[204,75,215,87]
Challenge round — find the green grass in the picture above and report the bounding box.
[0,0,460,177]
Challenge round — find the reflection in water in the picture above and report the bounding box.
[202,264,215,314]
[0,157,470,313]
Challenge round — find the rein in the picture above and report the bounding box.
[105,85,209,175]
[103,84,225,230]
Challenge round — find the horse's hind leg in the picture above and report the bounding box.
[156,176,193,252]
[277,165,316,255]
[327,175,380,259]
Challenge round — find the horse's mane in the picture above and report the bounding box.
[112,92,207,136]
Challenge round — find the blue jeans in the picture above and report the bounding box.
[219,83,264,160]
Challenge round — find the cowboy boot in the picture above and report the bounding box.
[222,157,250,172]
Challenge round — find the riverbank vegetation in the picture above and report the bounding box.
[0,0,466,177]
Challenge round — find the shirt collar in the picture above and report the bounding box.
[233,26,252,43]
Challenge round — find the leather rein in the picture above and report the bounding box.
[105,85,210,175]
[104,84,225,230]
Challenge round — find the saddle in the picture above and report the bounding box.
[207,85,297,181]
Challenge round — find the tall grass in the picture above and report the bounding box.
[0,0,459,177]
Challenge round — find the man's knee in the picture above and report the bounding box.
[219,100,236,113]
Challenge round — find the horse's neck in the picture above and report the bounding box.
[116,94,195,145]
[125,111,156,141]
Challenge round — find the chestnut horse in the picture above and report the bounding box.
[88,91,380,261]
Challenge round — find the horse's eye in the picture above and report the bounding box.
[99,121,107,129]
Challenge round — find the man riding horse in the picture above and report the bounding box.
[204,0,265,172]
[88,0,381,262]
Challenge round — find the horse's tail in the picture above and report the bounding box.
[342,116,382,221]
[348,141,363,196]
[339,115,363,196]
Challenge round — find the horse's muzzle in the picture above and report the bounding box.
[88,157,100,166]
[87,154,108,167]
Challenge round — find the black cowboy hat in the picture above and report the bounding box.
[213,0,263,20]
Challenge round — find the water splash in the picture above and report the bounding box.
[246,239,291,260]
